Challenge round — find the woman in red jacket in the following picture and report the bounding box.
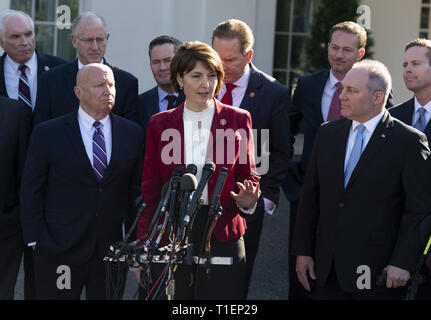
[136,41,260,299]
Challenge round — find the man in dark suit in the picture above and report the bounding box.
[139,35,184,150]
[292,59,431,300]
[212,19,291,297]
[0,96,30,299]
[388,38,431,299]
[0,10,66,113]
[33,11,139,126]
[284,21,394,300]
[20,64,144,299]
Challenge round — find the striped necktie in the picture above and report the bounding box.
[18,65,32,113]
[93,121,108,182]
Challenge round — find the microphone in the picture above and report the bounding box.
[176,173,198,241]
[146,182,170,244]
[124,197,147,242]
[185,164,197,175]
[208,167,229,218]
[167,168,184,238]
[183,161,216,226]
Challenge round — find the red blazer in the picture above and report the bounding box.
[137,99,260,242]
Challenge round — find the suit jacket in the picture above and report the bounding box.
[291,110,431,293]
[0,50,67,102]
[284,68,394,201]
[0,97,31,239]
[388,97,431,142]
[20,112,144,265]
[137,99,260,242]
[138,86,185,152]
[33,59,140,126]
[236,63,291,207]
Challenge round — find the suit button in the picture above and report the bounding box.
[339,203,344,208]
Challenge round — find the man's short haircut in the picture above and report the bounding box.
[405,38,431,66]
[148,35,182,59]
[352,59,392,104]
[0,10,34,40]
[170,41,224,96]
[329,21,367,50]
[212,19,254,55]
[71,11,107,37]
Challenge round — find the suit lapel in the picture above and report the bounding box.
[166,102,186,164]
[102,113,120,183]
[334,120,352,191]
[239,63,261,114]
[345,110,392,190]
[150,86,160,115]
[400,98,415,125]
[64,60,80,108]
[64,112,97,181]
[315,69,330,123]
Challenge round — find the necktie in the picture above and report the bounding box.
[18,65,32,114]
[93,121,108,182]
[414,107,427,132]
[327,82,343,121]
[165,95,177,110]
[344,124,365,188]
[221,83,237,106]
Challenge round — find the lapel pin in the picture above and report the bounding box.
[249,92,255,98]
[220,118,227,126]
[381,134,386,138]
[44,66,50,71]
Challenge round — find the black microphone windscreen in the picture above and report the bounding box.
[186,164,197,175]
[204,161,216,173]
[172,167,184,177]
[180,173,198,192]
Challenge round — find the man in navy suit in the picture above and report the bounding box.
[139,35,184,150]
[34,11,139,126]
[0,10,66,113]
[0,9,66,300]
[20,64,144,299]
[389,38,431,299]
[284,21,394,300]
[212,19,291,297]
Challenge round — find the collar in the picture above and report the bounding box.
[328,69,341,90]
[78,106,110,131]
[229,66,251,89]
[183,100,215,119]
[157,86,179,104]
[414,96,431,114]
[351,108,385,134]
[6,51,37,75]
[78,58,105,70]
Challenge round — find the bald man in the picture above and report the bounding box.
[20,64,144,299]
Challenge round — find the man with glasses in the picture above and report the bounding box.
[33,11,139,125]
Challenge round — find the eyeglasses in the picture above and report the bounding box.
[76,36,108,46]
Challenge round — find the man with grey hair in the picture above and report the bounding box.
[389,38,431,299]
[0,10,66,112]
[292,59,431,299]
[34,11,139,126]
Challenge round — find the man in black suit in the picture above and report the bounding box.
[292,59,431,300]
[0,96,30,299]
[139,35,184,149]
[20,64,144,299]
[284,21,394,300]
[388,38,431,299]
[0,10,66,113]
[34,11,139,126]
[212,19,291,297]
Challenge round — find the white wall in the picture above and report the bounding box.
[361,0,421,104]
[87,0,276,93]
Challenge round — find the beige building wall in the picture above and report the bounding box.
[361,0,422,104]
[86,0,276,93]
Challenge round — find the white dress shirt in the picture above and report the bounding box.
[413,96,431,128]
[321,69,341,122]
[344,109,385,171]
[158,86,179,112]
[77,59,104,70]
[4,52,38,110]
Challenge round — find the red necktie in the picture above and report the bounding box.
[221,83,237,106]
[327,82,342,121]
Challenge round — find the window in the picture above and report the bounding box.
[10,0,80,61]
[273,0,315,91]
[420,0,431,39]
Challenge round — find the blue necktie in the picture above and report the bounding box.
[344,124,365,188]
[414,108,427,132]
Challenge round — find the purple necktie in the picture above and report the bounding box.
[327,82,343,121]
[93,121,107,182]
